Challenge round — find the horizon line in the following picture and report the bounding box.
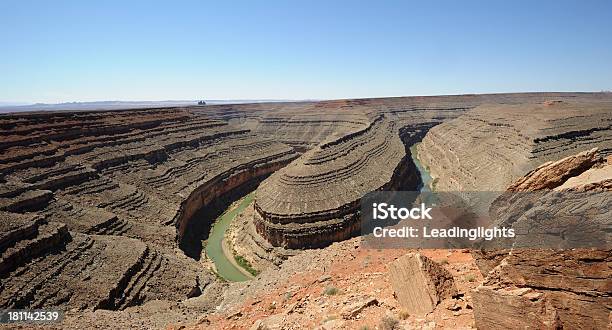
[3,89,612,107]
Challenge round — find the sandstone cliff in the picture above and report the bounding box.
[473,150,611,329]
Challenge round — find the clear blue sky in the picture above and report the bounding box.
[1,0,611,103]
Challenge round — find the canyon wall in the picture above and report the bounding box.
[412,96,612,329]
[0,108,298,310]
[473,150,611,329]
[218,93,612,251]
[243,98,476,249]
[417,99,612,192]
[2,92,610,316]
[254,114,413,249]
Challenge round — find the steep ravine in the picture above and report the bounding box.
[177,155,298,259]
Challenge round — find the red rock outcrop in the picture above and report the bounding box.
[507,147,602,191]
[472,150,611,329]
[388,253,457,316]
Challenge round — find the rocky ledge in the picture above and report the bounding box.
[413,98,612,329]
[473,149,611,329]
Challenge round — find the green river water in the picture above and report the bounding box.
[205,192,254,282]
[208,144,431,282]
[410,143,433,192]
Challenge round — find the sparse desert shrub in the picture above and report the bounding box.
[465,274,476,282]
[359,326,372,330]
[323,286,339,296]
[398,308,410,320]
[362,255,371,268]
[380,315,400,330]
[213,270,226,282]
[431,178,439,190]
[439,258,449,265]
[234,255,260,276]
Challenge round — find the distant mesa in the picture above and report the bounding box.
[543,100,563,106]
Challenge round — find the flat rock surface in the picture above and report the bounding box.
[388,253,457,316]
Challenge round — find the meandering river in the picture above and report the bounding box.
[410,143,433,192]
[205,192,254,282]
[208,144,432,282]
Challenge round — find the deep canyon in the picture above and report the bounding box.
[0,92,610,329]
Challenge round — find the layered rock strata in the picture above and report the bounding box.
[225,102,471,266]
[388,253,457,316]
[193,101,370,152]
[418,100,612,192]
[254,114,419,249]
[472,150,611,329]
[0,211,203,310]
[230,94,612,251]
[2,92,611,319]
[413,98,612,328]
[0,108,298,310]
[229,203,299,271]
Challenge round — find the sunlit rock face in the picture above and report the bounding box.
[472,150,612,330]
[254,114,414,248]
[418,100,612,192]
[2,92,610,314]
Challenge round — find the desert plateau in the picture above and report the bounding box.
[0,92,610,329]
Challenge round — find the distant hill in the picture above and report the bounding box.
[0,99,310,113]
[0,101,199,113]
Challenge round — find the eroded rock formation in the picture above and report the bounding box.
[1,92,611,326]
[388,253,457,316]
[472,150,611,329]
[243,98,477,250]
[411,99,612,329]
[0,108,298,310]
[254,114,415,249]
[418,100,612,192]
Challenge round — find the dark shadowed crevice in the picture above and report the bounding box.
[178,174,272,260]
